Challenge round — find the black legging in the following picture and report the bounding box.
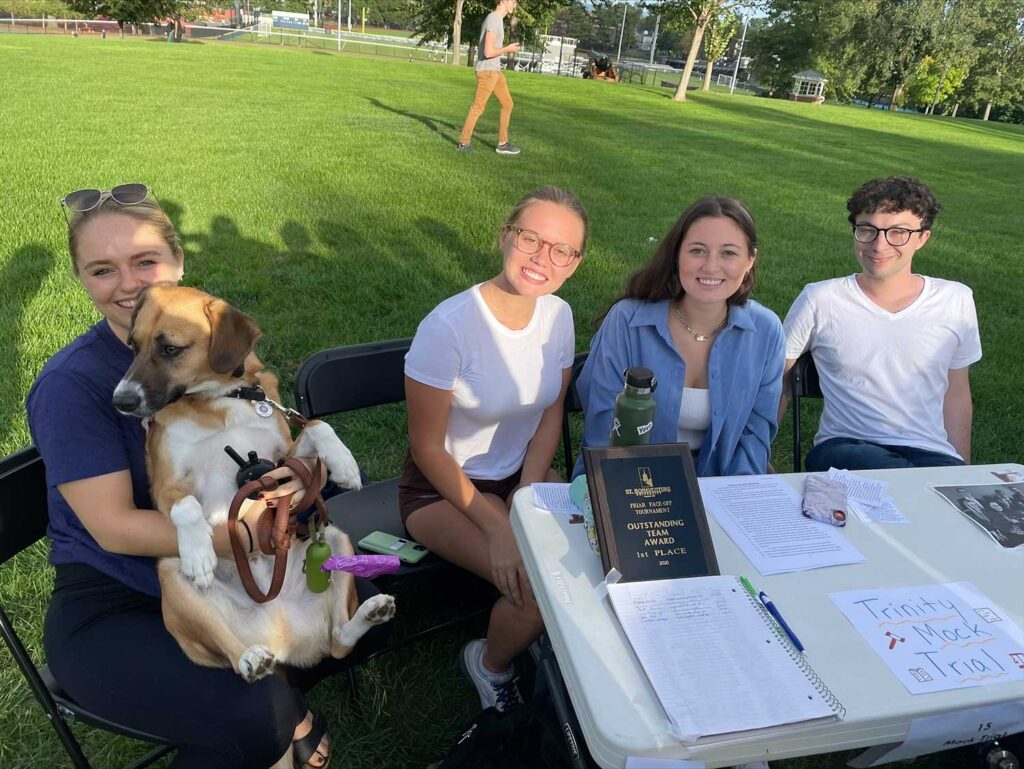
[45,562,389,769]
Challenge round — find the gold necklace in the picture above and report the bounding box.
[675,303,728,342]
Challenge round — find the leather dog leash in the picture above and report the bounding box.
[227,457,330,603]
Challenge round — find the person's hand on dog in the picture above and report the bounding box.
[256,460,325,511]
[487,520,527,609]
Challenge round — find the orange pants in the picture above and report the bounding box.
[459,70,514,145]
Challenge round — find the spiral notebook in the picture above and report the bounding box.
[607,575,844,743]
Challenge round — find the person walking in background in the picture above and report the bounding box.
[457,0,521,155]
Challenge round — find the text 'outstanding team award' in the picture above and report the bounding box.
[582,443,718,582]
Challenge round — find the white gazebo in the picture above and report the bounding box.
[790,70,827,104]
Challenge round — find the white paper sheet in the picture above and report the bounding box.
[607,576,838,741]
[830,582,1024,695]
[848,498,909,524]
[531,483,579,516]
[699,476,866,575]
[826,468,908,524]
[848,702,1024,767]
[825,468,889,505]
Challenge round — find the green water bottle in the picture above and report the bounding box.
[610,367,657,446]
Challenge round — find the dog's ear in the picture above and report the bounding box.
[205,298,262,375]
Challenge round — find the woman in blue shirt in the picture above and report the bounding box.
[27,186,377,768]
[577,197,784,477]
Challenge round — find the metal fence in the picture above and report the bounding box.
[0,17,462,62]
[2,16,746,90]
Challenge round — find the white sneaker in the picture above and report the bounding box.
[733,762,770,769]
[459,638,524,712]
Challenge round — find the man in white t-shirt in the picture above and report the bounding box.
[779,176,982,471]
[457,0,521,155]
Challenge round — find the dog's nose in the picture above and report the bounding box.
[112,381,144,415]
[112,390,142,414]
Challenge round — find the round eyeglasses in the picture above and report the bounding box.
[503,225,581,267]
[852,223,925,247]
[61,184,151,214]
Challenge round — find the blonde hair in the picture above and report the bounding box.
[68,197,183,273]
[503,186,589,256]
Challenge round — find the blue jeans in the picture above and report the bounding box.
[805,437,966,472]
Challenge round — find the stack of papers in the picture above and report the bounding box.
[824,468,907,524]
[699,475,866,575]
[530,483,580,518]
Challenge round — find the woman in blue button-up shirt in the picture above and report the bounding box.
[576,197,784,477]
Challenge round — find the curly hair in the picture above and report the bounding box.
[846,176,943,229]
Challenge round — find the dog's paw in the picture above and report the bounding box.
[171,496,216,590]
[238,645,276,682]
[300,422,362,491]
[358,593,396,625]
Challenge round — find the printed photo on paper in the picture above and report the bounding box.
[932,482,1024,549]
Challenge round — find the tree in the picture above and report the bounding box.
[744,0,862,99]
[0,0,83,17]
[965,0,1024,120]
[904,55,968,110]
[836,0,944,110]
[699,6,738,89]
[642,0,743,102]
[65,0,190,26]
[415,0,564,66]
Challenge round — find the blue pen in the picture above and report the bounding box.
[759,591,805,653]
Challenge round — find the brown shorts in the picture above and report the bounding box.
[398,454,523,526]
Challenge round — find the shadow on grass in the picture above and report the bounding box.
[151,200,500,400]
[366,97,460,145]
[1,243,59,454]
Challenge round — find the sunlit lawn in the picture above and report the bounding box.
[1,32,1022,768]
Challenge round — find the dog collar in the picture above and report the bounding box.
[227,384,267,402]
[225,385,309,428]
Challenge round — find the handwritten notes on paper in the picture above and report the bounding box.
[699,475,865,575]
[830,582,1024,694]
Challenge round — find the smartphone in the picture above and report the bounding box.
[357,531,430,564]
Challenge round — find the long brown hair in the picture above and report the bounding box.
[614,196,758,311]
[68,197,182,273]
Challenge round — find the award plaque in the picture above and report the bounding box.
[582,443,718,582]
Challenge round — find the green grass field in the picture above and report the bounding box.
[1,33,1022,769]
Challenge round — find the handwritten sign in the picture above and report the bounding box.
[830,582,1024,694]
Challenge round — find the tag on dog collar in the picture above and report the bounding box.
[253,401,274,418]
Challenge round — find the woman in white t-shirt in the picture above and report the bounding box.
[401,187,587,712]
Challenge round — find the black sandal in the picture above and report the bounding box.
[293,710,331,769]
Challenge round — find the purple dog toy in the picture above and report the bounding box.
[320,554,401,578]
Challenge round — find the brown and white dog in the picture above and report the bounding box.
[112,284,394,684]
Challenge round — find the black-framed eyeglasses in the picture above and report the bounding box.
[852,223,926,247]
[502,225,581,267]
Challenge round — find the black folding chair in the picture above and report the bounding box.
[790,351,823,472]
[0,446,177,769]
[560,351,590,473]
[293,339,492,649]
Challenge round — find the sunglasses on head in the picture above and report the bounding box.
[60,184,151,214]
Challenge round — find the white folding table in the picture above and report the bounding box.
[511,464,1024,768]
